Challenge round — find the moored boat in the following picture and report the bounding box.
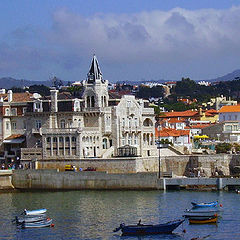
[183,209,222,218]
[191,201,218,208]
[15,215,47,224]
[21,218,53,228]
[189,216,218,224]
[113,219,184,236]
[24,208,47,215]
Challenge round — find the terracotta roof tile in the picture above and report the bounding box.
[155,128,190,137]
[219,105,240,113]
[5,134,25,140]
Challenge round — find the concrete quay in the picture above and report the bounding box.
[10,170,240,191]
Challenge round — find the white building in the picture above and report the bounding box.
[21,55,157,164]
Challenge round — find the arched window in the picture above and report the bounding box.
[72,136,76,142]
[143,118,153,126]
[60,120,65,128]
[103,138,107,149]
[65,137,70,142]
[104,96,107,107]
[47,137,51,143]
[59,137,63,142]
[53,137,57,143]
[87,96,90,108]
[91,96,95,107]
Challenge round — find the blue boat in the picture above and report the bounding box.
[113,219,184,236]
[191,201,218,208]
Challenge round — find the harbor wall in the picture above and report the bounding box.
[12,170,164,190]
[0,170,14,190]
[28,154,237,177]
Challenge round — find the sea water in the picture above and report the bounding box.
[0,190,239,240]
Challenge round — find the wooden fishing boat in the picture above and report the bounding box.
[21,218,53,228]
[15,215,46,224]
[189,216,217,224]
[24,208,47,215]
[191,201,218,208]
[113,219,184,236]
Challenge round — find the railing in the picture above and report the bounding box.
[142,108,154,114]
[21,148,42,160]
[42,128,81,134]
[122,126,141,132]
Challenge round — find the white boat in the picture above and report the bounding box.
[21,218,53,228]
[24,208,47,215]
[183,209,222,218]
[16,214,46,224]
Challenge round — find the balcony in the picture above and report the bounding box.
[21,148,42,160]
[31,128,42,135]
[142,108,154,115]
[122,126,141,133]
[41,128,81,135]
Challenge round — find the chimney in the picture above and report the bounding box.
[8,90,13,102]
[50,89,58,112]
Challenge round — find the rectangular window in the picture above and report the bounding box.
[135,118,138,127]
[235,115,238,120]
[6,122,9,130]
[134,135,137,144]
[122,118,125,127]
[35,120,42,129]
[11,108,17,116]
[225,125,232,131]
[23,107,27,114]
[11,122,16,129]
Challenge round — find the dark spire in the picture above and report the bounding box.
[87,54,103,83]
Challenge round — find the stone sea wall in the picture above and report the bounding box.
[12,170,163,190]
[21,154,240,177]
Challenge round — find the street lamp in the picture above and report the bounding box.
[157,125,161,178]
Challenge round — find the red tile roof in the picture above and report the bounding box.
[156,128,190,137]
[161,110,198,118]
[0,92,33,102]
[219,105,240,113]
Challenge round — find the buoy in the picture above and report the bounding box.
[220,204,223,207]
[183,229,186,233]
[51,223,55,227]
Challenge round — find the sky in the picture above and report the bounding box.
[0,0,240,82]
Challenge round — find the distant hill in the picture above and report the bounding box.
[207,69,240,82]
[0,77,69,89]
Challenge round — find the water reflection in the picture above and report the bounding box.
[1,190,240,239]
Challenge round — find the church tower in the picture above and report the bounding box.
[82,55,109,108]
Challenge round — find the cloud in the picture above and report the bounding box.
[1,6,240,80]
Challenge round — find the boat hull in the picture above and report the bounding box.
[191,201,218,208]
[119,220,184,236]
[16,215,46,224]
[189,216,217,224]
[21,219,52,228]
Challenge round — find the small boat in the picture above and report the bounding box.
[24,208,47,216]
[189,216,217,224]
[21,218,53,228]
[183,209,222,218]
[191,201,218,208]
[15,215,46,224]
[113,219,184,236]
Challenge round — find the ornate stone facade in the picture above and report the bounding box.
[22,55,157,162]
